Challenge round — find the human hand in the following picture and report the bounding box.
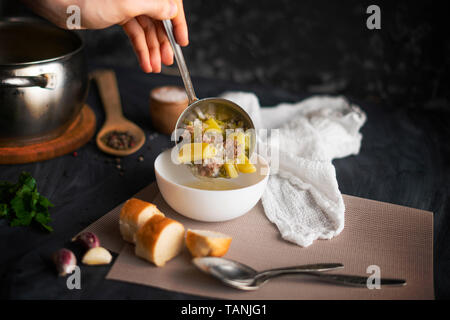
[120,0,189,73]
[23,0,189,73]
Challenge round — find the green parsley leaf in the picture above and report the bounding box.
[0,172,54,232]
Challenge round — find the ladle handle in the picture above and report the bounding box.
[163,19,198,104]
[91,69,124,122]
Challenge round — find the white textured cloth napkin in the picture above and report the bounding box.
[220,92,367,247]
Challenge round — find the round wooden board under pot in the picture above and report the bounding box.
[0,105,96,165]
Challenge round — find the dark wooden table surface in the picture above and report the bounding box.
[0,66,448,299]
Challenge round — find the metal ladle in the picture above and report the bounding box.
[162,20,255,150]
[193,257,407,291]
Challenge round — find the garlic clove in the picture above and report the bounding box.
[53,248,77,276]
[72,231,100,250]
[82,247,112,265]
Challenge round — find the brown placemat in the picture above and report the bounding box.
[79,182,434,300]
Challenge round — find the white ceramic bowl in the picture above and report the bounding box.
[154,149,269,222]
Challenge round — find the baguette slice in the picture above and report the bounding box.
[119,198,164,243]
[135,215,185,267]
[185,229,232,258]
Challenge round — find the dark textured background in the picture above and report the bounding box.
[1,0,449,111]
[0,0,449,300]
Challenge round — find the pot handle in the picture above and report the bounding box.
[0,73,56,89]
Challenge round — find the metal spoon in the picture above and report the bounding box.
[91,69,145,156]
[194,257,342,289]
[162,20,256,152]
[193,257,407,291]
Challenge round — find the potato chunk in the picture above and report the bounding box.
[178,143,216,163]
[204,118,222,132]
[224,163,239,178]
[237,156,256,173]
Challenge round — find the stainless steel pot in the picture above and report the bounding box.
[0,18,88,146]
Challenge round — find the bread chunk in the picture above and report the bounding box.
[185,229,232,258]
[119,198,164,243]
[135,215,185,267]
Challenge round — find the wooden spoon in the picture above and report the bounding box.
[91,69,145,156]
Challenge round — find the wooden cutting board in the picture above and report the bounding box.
[0,105,96,164]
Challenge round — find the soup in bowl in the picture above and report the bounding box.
[154,148,269,222]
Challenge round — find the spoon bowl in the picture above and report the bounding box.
[194,257,258,281]
[95,120,145,157]
[91,69,145,156]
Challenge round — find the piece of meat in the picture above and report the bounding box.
[195,162,222,177]
[224,136,243,163]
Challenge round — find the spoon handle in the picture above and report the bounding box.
[256,263,344,281]
[91,69,123,122]
[163,20,198,104]
[302,272,407,287]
